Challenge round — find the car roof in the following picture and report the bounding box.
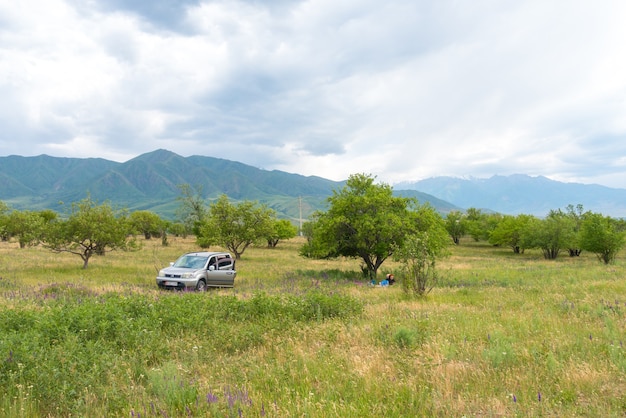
[183,251,231,257]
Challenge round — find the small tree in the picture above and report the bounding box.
[489,214,535,253]
[395,205,450,296]
[445,211,466,245]
[564,204,585,256]
[42,196,137,269]
[197,194,274,259]
[5,210,52,248]
[0,201,10,241]
[267,219,298,248]
[522,210,575,260]
[129,210,165,240]
[579,212,625,264]
[176,184,207,236]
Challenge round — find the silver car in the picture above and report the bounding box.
[156,251,237,290]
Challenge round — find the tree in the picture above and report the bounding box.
[197,194,275,259]
[489,214,535,253]
[42,196,137,269]
[579,212,625,264]
[564,204,585,256]
[445,211,466,245]
[176,184,207,236]
[0,201,10,241]
[129,210,165,240]
[267,219,298,248]
[395,204,450,295]
[5,210,54,248]
[300,173,415,280]
[522,210,575,260]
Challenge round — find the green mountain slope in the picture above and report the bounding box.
[0,149,458,220]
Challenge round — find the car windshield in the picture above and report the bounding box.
[172,255,208,269]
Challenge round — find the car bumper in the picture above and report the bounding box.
[156,277,198,290]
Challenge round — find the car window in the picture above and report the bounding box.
[174,255,207,269]
[217,257,233,269]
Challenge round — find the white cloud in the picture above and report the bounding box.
[1,0,626,188]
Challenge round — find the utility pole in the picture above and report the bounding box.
[298,196,303,236]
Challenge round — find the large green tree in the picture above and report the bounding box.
[579,212,625,264]
[197,194,275,259]
[300,173,416,280]
[42,196,137,269]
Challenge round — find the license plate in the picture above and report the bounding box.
[164,281,178,286]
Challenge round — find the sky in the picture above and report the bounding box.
[1,0,626,189]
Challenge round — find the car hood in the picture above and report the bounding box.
[161,267,201,275]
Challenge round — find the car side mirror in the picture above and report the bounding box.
[208,265,215,271]
[169,262,174,266]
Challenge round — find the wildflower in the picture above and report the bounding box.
[538,392,542,402]
[513,394,517,403]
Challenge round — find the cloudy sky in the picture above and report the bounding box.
[2,1,626,188]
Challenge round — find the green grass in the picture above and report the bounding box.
[1,237,626,416]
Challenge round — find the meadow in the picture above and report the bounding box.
[1,236,625,417]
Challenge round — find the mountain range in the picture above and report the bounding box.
[1,149,624,219]
[397,175,626,217]
[0,149,456,221]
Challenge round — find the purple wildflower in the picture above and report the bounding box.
[513,394,517,403]
[538,392,542,402]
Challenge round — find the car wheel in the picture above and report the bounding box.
[195,279,207,291]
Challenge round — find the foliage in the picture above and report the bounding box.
[266,218,298,248]
[3,210,54,248]
[445,210,466,245]
[579,212,626,264]
[129,210,165,240]
[522,210,576,259]
[175,184,207,236]
[197,194,275,259]
[563,204,585,256]
[0,287,361,417]
[41,196,138,268]
[0,200,11,241]
[395,205,450,296]
[300,173,415,279]
[489,214,535,253]
[1,233,626,416]
[464,208,500,242]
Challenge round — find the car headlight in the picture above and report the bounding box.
[158,270,166,277]
[181,272,195,279]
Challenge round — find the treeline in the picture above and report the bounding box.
[2,179,624,285]
[0,188,298,269]
[445,204,626,264]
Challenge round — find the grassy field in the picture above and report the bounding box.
[1,236,625,417]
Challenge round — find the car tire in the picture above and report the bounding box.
[195,279,207,292]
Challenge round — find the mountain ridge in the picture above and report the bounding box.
[2,150,624,219]
[396,175,626,217]
[0,149,457,221]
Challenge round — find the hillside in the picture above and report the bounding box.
[0,149,456,220]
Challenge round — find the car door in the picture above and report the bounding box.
[206,255,236,287]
